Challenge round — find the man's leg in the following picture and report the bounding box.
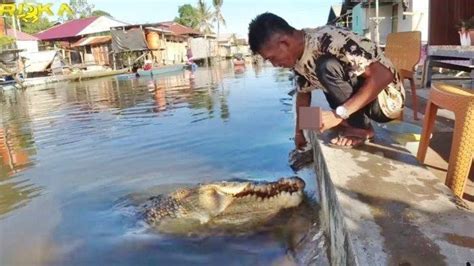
[315,55,371,130]
[315,55,390,146]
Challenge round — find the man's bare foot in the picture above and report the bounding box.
[329,135,367,147]
[343,126,374,139]
[329,124,374,148]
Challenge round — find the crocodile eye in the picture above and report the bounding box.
[173,189,190,199]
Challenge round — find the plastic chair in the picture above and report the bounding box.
[416,82,474,198]
[384,31,422,120]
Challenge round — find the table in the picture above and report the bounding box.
[421,45,474,88]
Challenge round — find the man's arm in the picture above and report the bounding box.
[343,61,394,116]
[319,61,394,132]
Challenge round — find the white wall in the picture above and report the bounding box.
[162,41,186,64]
[412,0,429,43]
[17,40,38,56]
[189,38,218,60]
[388,0,429,43]
[377,5,393,45]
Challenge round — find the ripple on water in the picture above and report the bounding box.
[0,64,327,265]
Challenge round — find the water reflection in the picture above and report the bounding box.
[0,90,41,217]
[0,61,323,265]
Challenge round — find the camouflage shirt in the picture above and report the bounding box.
[294,26,405,119]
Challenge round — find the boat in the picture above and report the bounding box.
[0,78,17,90]
[138,64,185,76]
[0,68,129,90]
[117,64,185,80]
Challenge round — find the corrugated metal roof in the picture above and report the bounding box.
[35,17,98,41]
[6,29,39,41]
[35,16,128,41]
[158,22,202,36]
[71,35,112,47]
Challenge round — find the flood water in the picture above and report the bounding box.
[0,61,326,265]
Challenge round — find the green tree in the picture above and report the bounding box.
[174,4,199,29]
[212,0,225,39]
[67,0,95,20]
[20,16,53,34]
[0,36,15,48]
[196,0,213,34]
[91,10,112,17]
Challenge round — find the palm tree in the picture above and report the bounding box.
[196,0,214,34]
[212,0,226,40]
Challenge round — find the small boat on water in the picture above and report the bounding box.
[0,68,129,90]
[0,78,16,90]
[117,64,185,80]
[138,64,185,77]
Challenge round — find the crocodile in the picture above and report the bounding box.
[138,176,306,235]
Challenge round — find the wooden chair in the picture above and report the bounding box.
[384,31,422,120]
[416,82,474,198]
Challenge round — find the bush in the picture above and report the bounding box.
[0,36,15,48]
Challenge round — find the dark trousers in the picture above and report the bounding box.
[315,55,393,129]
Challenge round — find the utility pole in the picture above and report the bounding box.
[375,0,380,46]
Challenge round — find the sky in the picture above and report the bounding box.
[42,0,342,37]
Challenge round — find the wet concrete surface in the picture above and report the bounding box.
[312,127,474,265]
[308,103,474,265]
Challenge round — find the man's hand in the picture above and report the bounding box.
[294,130,307,150]
[320,110,343,132]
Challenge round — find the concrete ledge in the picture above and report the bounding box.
[309,127,474,265]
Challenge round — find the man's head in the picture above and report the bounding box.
[248,13,303,68]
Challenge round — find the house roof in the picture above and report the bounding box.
[71,35,112,47]
[6,29,39,41]
[158,22,202,36]
[327,4,343,24]
[35,16,128,41]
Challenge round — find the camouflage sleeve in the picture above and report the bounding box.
[294,71,315,93]
[322,29,393,77]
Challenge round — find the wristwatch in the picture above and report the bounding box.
[335,105,350,119]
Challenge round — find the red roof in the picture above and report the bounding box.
[158,22,202,36]
[6,29,38,41]
[35,17,98,41]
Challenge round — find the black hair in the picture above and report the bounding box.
[248,12,296,54]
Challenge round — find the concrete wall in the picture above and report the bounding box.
[308,132,358,265]
[351,0,429,44]
[352,4,367,36]
[375,5,393,44]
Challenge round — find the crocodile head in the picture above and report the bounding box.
[140,176,305,234]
